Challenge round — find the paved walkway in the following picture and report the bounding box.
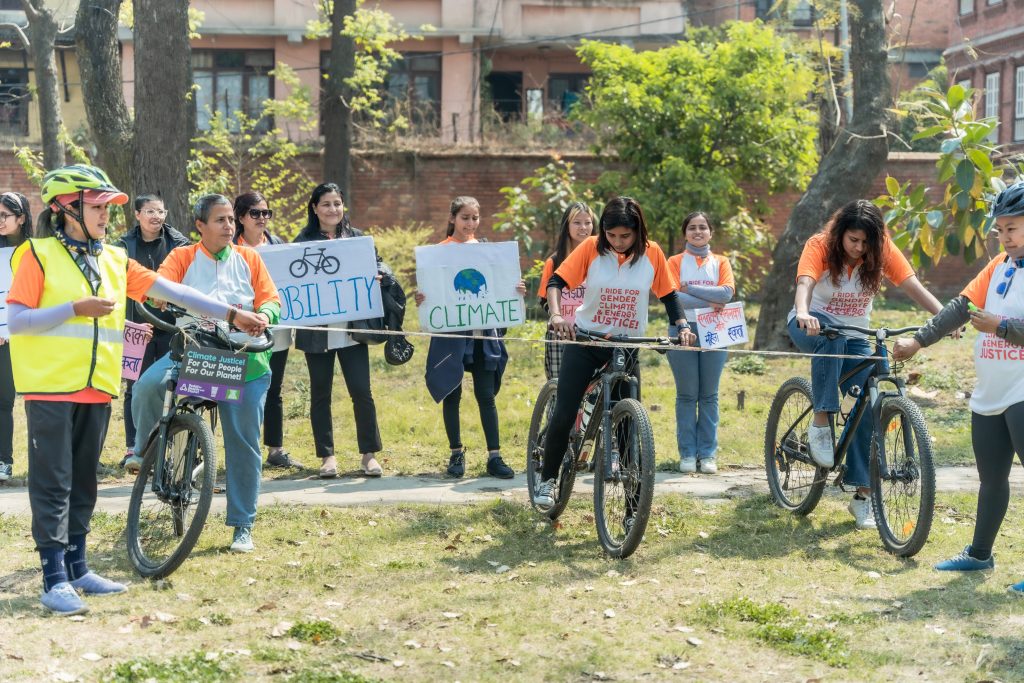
[0,465,1020,516]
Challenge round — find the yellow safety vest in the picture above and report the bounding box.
[9,238,128,396]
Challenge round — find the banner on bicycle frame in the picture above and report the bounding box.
[258,238,382,326]
[0,246,13,339]
[176,344,249,403]
[693,302,748,349]
[415,241,525,332]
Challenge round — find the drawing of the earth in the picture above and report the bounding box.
[453,268,487,296]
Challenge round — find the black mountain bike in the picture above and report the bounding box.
[125,302,272,578]
[527,331,677,559]
[764,323,935,557]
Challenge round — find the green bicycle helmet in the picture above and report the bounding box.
[41,164,127,207]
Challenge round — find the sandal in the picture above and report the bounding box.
[360,455,383,477]
[319,456,338,479]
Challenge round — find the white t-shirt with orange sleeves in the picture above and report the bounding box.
[960,254,1024,415]
[539,256,586,326]
[666,251,735,319]
[788,232,915,330]
[554,236,678,336]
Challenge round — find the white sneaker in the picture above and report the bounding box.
[678,457,697,473]
[807,423,834,468]
[698,459,718,474]
[534,479,556,511]
[848,496,876,530]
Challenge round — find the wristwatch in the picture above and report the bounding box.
[996,318,1009,338]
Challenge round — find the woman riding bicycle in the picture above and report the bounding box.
[8,165,266,615]
[788,199,944,530]
[535,196,695,511]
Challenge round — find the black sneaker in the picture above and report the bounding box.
[486,455,514,479]
[446,450,465,478]
[266,450,298,468]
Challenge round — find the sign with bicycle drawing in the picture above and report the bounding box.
[258,237,382,326]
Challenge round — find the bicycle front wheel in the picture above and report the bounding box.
[593,398,655,559]
[870,396,935,557]
[526,380,576,520]
[126,411,217,578]
[764,377,827,515]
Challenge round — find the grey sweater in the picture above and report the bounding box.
[913,295,1024,347]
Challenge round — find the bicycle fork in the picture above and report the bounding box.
[600,379,621,483]
[150,368,180,499]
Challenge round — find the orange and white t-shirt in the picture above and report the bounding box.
[788,232,915,330]
[666,251,735,318]
[960,254,1024,415]
[554,236,678,336]
[439,236,478,245]
[539,256,586,326]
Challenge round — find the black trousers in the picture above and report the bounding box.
[0,343,15,465]
[305,344,381,456]
[969,401,1024,558]
[26,400,111,549]
[442,340,502,452]
[123,332,172,449]
[264,349,289,448]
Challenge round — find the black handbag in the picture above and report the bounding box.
[349,316,387,345]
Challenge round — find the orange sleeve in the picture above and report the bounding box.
[157,244,193,284]
[7,246,44,308]
[125,258,161,302]
[538,258,554,301]
[796,233,828,282]
[237,246,281,309]
[666,253,682,285]
[881,236,915,286]
[716,254,736,290]
[960,255,1003,307]
[646,241,679,298]
[554,236,598,290]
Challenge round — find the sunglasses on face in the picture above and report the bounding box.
[247,209,273,219]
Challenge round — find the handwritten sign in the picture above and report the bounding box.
[693,302,748,349]
[176,344,249,403]
[121,321,152,381]
[259,238,382,326]
[0,246,13,339]
[415,241,525,332]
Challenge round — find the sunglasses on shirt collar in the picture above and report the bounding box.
[997,256,1024,298]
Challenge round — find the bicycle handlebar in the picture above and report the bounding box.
[133,300,274,353]
[821,323,921,339]
[574,329,682,346]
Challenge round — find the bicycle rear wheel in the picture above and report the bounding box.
[764,377,827,514]
[870,396,935,557]
[594,398,655,559]
[526,380,576,520]
[126,411,217,578]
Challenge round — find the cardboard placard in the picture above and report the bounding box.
[693,301,748,349]
[121,321,152,381]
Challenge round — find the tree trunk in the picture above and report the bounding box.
[22,0,65,169]
[322,0,356,200]
[75,0,133,200]
[132,0,192,231]
[753,0,890,350]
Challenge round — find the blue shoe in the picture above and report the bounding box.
[1008,580,1024,595]
[0,462,11,481]
[934,545,994,571]
[230,527,254,553]
[40,582,88,616]
[70,572,127,595]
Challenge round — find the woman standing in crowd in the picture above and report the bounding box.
[789,199,944,530]
[234,191,297,470]
[8,165,267,614]
[294,183,383,479]
[118,194,190,472]
[537,201,596,379]
[0,192,32,482]
[415,196,523,480]
[893,182,1024,587]
[535,196,695,510]
[667,212,735,475]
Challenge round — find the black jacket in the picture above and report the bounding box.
[116,223,191,325]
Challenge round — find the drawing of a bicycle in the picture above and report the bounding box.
[289,246,341,277]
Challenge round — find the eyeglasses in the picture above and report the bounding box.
[141,208,168,217]
[0,213,16,221]
[247,209,273,219]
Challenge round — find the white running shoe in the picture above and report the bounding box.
[807,423,835,468]
[535,479,556,510]
[678,457,697,473]
[848,496,876,530]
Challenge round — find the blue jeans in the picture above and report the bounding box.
[132,352,271,528]
[787,313,879,488]
[668,323,727,460]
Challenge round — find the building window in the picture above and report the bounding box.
[987,0,1002,5]
[548,73,588,115]
[384,53,441,132]
[1015,66,1024,141]
[193,50,274,133]
[757,0,814,24]
[985,71,1000,142]
[960,0,974,14]
[0,67,29,137]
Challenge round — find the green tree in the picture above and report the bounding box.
[574,21,819,246]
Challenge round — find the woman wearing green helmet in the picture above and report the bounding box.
[6,164,271,615]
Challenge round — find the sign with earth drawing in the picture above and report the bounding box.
[258,237,382,326]
[415,241,525,332]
